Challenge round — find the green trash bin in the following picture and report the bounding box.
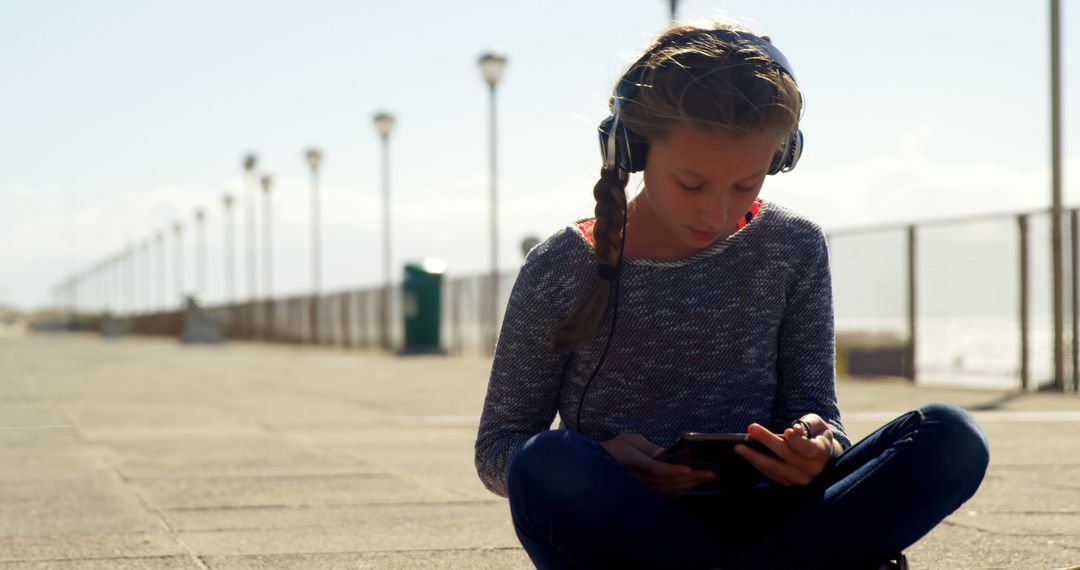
[401,260,447,355]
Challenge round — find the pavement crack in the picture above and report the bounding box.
[161,499,501,513]
[110,466,210,570]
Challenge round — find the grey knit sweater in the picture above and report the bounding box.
[474,200,850,498]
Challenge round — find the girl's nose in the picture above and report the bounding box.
[699,195,729,230]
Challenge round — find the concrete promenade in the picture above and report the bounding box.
[1,333,1079,569]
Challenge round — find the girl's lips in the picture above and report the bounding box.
[690,228,721,241]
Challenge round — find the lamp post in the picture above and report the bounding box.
[305,148,323,344]
[243,153,258,303]
[373,111,396,351]
[259,174,272,302]
[141,239,150,314]
[122,243,132,316]
[667,0,679,22]
[478,51,507,353]
[173,221,184,307]
[99,262,107,315]
[109,254,118,315]
[72,273,80,319]
[126,242,135,317]
[155,230,165,311]
[1049,0,1065,391]
[195,208,207,299]
[260,174,273,338]
[222,194,235,306]
[129,244,137,315]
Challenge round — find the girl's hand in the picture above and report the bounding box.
[599,432,717,497]
[734,414,840,487]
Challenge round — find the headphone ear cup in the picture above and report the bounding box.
[787,130,804,171]
[598,114,650,173]
[598,115,617,169]
[768,129,803,174]
[623,128,649,173]
[768,135,789,175]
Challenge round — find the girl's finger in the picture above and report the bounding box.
[617,444,693,477]
[642,460,695,479]
[783,427,826,460]
[652,477,714,497]
[620,433,666,457]
[736,444,811,486]
[746,423,796,462]
[640,468,714,488]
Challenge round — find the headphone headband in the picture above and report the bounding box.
[599,28,804,174]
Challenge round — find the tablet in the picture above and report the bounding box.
[655,432,779,487]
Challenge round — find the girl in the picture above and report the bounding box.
[475,22,989,569]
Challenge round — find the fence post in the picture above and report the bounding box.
[1072,208,1078,392]
[450,279,462,356]
[266,300,275,343]
[906,225,917,382]
[342,293,352,349]
[1019,214,1030,390]
[359,290,369,349]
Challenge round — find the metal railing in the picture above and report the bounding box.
[830,207,1078,392]
[69,271,519,358]
[58,206,1080,393]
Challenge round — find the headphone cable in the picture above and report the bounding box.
[575,181,628,435]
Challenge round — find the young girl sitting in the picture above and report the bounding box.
[475,22,990,569]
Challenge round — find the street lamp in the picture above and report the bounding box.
[1049,0,1066,391]
[373,111,396,351]
[108,254,117,315]
[260,175,273,302]
[195,209,207,298]
[260,174,273,339]
[243,153,258,303]
[141,239,150,314]
[155,230,165,311]
[667,0,679,23]
[223,194,236,306]
[127,242,136,317]
[173,221,184,307]
[305,147,323,344]
[478,51,507,353]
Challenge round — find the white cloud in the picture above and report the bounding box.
[4,126,1078,310]
[767,124,1077,231]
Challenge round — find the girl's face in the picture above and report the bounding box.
[633,125,783,259]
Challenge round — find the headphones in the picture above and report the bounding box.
[575,29,803,436]
[598,29,804,175]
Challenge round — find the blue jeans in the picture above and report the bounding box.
[506,403,990,569]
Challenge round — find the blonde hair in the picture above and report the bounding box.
[546,23,802,353]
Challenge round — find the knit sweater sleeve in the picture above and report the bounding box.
[474,237,575,497]
[769,224,852,450]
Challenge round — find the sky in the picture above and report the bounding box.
[0,0,1077,312]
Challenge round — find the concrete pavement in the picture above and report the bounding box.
[1,333,1079,569]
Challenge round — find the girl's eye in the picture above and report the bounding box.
[679,182,703,192]
[735,186,755,193]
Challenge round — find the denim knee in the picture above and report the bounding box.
[916,403,990,498]
[507,430,601,506]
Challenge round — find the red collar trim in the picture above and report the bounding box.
[577,199,762,246]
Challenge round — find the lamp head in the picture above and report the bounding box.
[478,52,508,86]
[373,112,396,138]
[305,148,322,170]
